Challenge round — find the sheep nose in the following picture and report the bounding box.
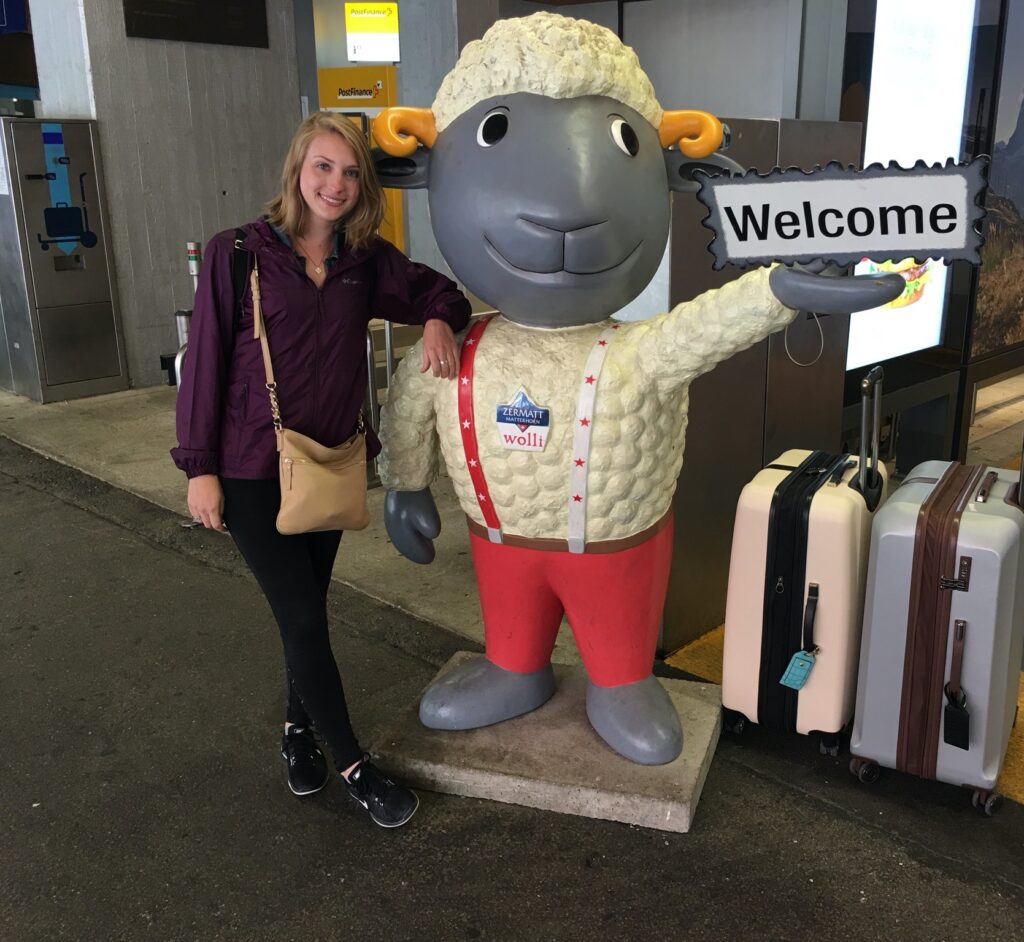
[563,220,638,275]
[490,216,568,273]
[486,216,635,275]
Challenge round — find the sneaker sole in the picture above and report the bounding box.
[352,791,420,828]
[281,750,331,797]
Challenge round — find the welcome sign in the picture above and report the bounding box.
[696,159,988,271]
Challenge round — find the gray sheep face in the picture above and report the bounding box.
[426,94,670,328]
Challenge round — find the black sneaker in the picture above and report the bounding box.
[344,756,419,828]
[280,726,330,797]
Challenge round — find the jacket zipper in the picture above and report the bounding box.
[312,286,322,429]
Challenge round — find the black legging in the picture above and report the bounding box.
[221,476,362,772]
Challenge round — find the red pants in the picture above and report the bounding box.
[469,517,674,687]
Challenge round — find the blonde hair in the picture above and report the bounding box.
[265,112,384,251]
[432,12,662,133]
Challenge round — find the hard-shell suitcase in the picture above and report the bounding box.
[849,453,1024,813]
[722,368,888,753]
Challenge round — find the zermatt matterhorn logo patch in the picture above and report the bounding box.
[496,388,550,452]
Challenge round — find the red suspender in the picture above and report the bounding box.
[458,316,502,542]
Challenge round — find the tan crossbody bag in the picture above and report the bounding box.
[249,258,370,535]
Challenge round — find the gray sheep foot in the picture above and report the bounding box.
[419,655,556,730]
[586,675,683,765]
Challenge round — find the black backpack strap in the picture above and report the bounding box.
[231,227,251,331]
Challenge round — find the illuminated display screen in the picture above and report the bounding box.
[845,0,977,370]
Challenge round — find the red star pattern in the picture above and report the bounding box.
[598,340,607,347]
[579,418,590,427]
[574,458,585,467]
[572,494,582,502]
[585,375,596,385]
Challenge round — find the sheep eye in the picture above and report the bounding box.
[610,118,639,157]
[477,110,509,147]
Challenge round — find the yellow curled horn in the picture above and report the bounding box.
[371,107,438,157]
[658,110,724,159]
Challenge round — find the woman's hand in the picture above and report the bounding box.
[187,474,226,531]
[420,319,460,380]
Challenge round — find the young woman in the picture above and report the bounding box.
[172,112,470,828]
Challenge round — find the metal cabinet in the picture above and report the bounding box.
[0,118,128,402]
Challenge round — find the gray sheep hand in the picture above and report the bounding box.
[769,262,905,315]
[385,488,441,564]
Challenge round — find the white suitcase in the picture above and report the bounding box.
[722,368,888,753]
[849,455,1024,813]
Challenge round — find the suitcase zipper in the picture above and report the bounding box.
[758,451,848,732]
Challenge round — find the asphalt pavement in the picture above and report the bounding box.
[2,435,1023,942]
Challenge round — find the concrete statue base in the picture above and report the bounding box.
[371,651,722,833]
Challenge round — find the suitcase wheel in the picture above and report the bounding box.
[722,708,746,736]
[849,757,880,784]
[971,789,1003,817]
[818,733,842,758]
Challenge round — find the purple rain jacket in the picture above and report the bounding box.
[171,218,471,480]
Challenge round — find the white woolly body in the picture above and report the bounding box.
[431,12,662,132]
[379,268,794,542]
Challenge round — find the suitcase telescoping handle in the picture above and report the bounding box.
[856,365,884,506]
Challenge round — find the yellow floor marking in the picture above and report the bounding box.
[666,628,1024,804]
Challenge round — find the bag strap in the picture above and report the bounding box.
[249,259,283,433]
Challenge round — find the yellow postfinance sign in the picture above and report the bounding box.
[344,3,400,62]
[317,65,396,109]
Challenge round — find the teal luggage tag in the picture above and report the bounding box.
[779,582,820,691]
[780,649,817,690]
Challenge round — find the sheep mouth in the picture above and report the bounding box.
[482,236,644,280]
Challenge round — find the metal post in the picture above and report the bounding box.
[186,241,202,293]
[365,331,381,486]
[173,241,202,385]
[384,321,395,387]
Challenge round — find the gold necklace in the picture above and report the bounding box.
[296,236,330,275]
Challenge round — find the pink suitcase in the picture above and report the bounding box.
[721,368,887,754]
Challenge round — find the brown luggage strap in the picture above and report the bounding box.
[896,463,986,776]
[946,619,967,700]
[943,619,970,751]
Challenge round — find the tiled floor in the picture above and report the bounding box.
[966,372,1024,469]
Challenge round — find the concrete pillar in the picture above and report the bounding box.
[27,0,95,118]
[25,0,301,388]
[795,0,849,121]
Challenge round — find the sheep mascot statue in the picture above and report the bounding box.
[373,13,902,764]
